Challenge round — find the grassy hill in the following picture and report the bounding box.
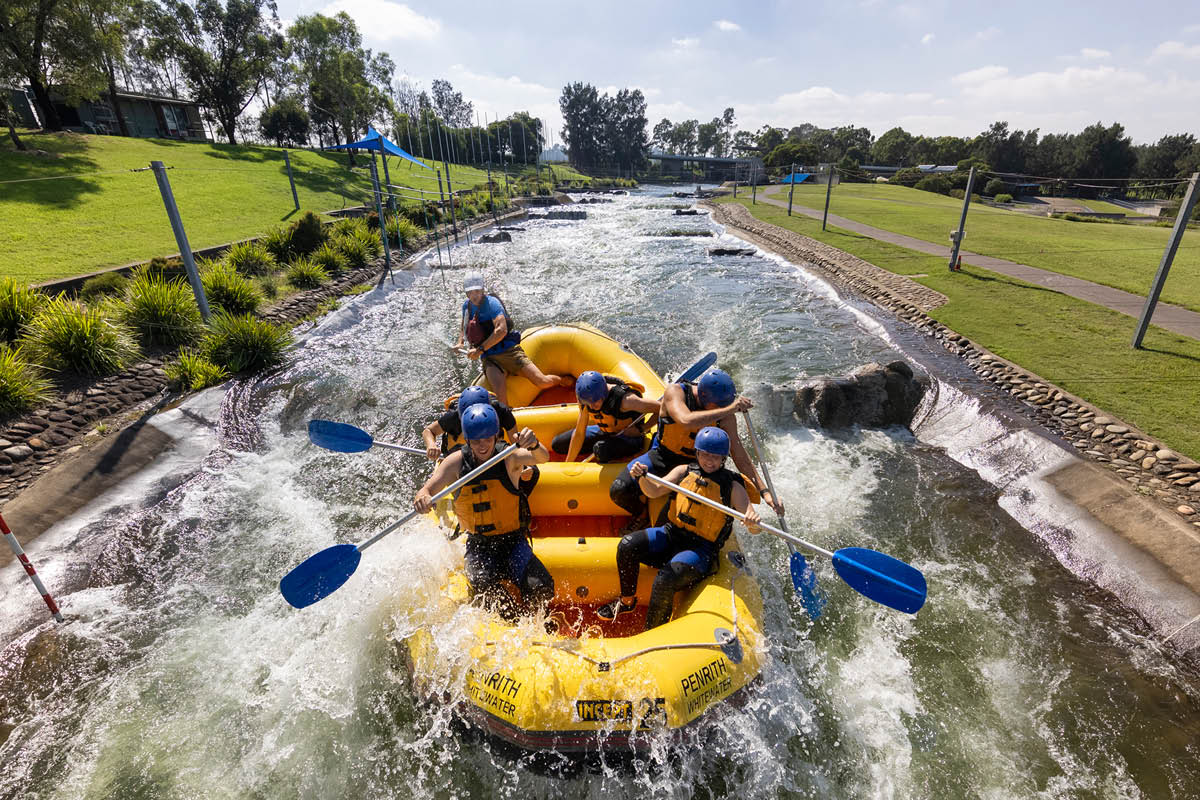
[772,182,1200,313]
[1,132,586,284]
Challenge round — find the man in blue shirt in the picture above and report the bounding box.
[455,273,570,406]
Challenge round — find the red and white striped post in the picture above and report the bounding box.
[1,513,64,623]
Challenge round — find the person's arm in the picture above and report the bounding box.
[414,452,463,512]
[730,481,761,533]
[631,462,688,499]
[622,393,662,419]
[661,384,753,428]
[565,408,589,462]
[509,427,551,469]
[719,415,783,515]
[456,306,466,348]
[421,420,445,460]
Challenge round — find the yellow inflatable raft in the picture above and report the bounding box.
[407,324,767,752]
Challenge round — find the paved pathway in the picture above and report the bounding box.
[753,186,1200,341]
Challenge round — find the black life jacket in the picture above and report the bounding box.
[668,464,761,548]
[585,376,647,434]
[656,382,704,458]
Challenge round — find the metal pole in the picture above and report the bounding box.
[733,161,738,198]
[283,149,300,210]
[150,161,210,321]
[1133,171,1199,348]
[2,513,64,623]
[752,163,757,204]
[787,161,796,216]
[947,166,976,269]
[520,118,527,166]
[379,146,393,210]
[368,157,393,281]
[822,163,836,231]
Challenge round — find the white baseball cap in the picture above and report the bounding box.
[463,272,484,292]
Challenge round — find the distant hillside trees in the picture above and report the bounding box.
[652,108,736,157]
[559,82,649,172]
[259,95,309,146]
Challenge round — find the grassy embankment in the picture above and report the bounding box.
[717,194,1200,460]
[765,182,1200,313]
[0,131,591,283]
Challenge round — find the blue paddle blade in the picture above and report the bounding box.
[280,543,362,609]
[831,547,927,614]
[308,420,373,453]
[789,551,827,619]
[678,352,717,383]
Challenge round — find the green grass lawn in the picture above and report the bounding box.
[0,132,589,284]
[719,195,1200,461]
[762,182,1200,312]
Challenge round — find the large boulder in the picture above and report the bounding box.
[792,361,928,429]
[478,231,512,243]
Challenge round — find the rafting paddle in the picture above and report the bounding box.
[280,442,521,609]
[308,420,425,456]
[641,472,927,614]
[742,411,827,619]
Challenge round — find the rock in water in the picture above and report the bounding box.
[478,231,512,243]
[792,361,928,429]
[707,247,756,256]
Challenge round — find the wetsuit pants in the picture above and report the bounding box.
[464,531,554,621]
[550,425,644,464]
[608,442,690,517]
[616,525,716,630]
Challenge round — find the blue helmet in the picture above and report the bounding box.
[457,385,491,415]
[575,371,608,405]
[461,404,499,440]
[694,426,730,457]
[697,368,736,408]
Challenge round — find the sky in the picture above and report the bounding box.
[276,0,1200,147]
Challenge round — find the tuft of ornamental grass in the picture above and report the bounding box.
[0,344,54,418]
[121,267,204,345]
[353,227,381,259]
[256,274,279,299]
[225,240,278,276]
[261,225,296,263]
[286,257,329,289]
[202,312,291,374]
[79,272,130,303]
[0,278,46,342]
[202,261,262,316]
[387,216,423,249]
[311,242,347,275]
[25,296,139,375]
[164,349,228,391]
[334,233,370,269]
[331,217,367,238]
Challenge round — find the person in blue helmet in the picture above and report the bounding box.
[414,405,553,620]
[609,367,783,528]
[550,371,661,463]
[598,426,762,630]
[421,385,518,460]
[455,273,572,407]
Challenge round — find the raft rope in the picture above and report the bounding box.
[1162,612,1200,647]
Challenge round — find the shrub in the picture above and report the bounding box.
[261,226,295,263]
[225,241,277,276]
[914,175,952,195]
[122,267,204,345]
[889,168,923,187]
[387,216,423,249]
[332,217,366,238]
[335,233,370,268]
[983,178,1007,196]
[79,272,130,303]
[145,256,186,281]
[364,212,381,231]
[995,193,1014,204]
[949,188,965,199]
[202,261,262,315]
[164,349,228,391]
[203,312,290,373]
[0,278,45,342]
[0,345,53,418]
[286,257,329,289]
[25,296,139,375]
[311,242,347,274]
[289,210,327,255]
[256,274,279,299]
[352,227,381,259]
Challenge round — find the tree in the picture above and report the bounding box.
[651,117,671,150]
[559,81,603,169]
[81,0,142,137]
[430,78,472,127]
[696,120,719,156]
[754,125,784,154]
[259,95,308,145]
[670,119,698,155]
[154,0,279,144]
[765,140,819,170]
[1071,121,1136,180]
[871,126,914,166]
[1136,133,1197,179]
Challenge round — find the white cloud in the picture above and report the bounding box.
[1184,23,1200,34]
[321,0,440,40]
[672,37,700,48]
[1151,40,1200,60]
[951,65,1010,85]
[714,19,741,32]
[1080,48,1111,60]
[920,32,934,46]
[974,26,1001,41]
